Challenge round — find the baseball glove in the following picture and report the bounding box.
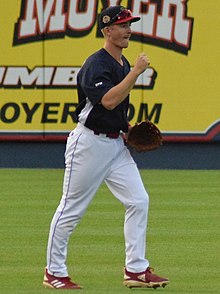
[127,120,163,152]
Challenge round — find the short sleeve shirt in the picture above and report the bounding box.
[76,48,130,133]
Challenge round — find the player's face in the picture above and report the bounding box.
[108,22,132,49]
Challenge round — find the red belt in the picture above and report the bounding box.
[93,130,120,139]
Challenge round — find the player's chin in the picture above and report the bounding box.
[122,40,129,48]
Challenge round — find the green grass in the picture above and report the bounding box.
[0,169,220,293]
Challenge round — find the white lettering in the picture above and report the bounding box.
[0,67,6,83]
[53,67,77,85]
[0,66,154,88]
[19,0,36,37]
[108,0,121,6]
[14,0,193,53]
[95,82,103,87]
[49,0,66,32]
[156,0,192,46]
[68,0,96,30]
[136,68,155,88]
[3,67,54,86]
[131,0,193,49]
[19,0,63,36]
[132,0,157,36]
[35,0,55,33]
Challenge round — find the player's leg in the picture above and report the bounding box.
[105,140,149,272]
[46,129,121,277]
[46,133,101,277]
[105,139,169,288]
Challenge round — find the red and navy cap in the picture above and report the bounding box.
[99,5,141,30]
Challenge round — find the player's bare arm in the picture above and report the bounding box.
[101,53,150,110]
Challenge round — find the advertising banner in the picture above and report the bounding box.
[0,0,219,142]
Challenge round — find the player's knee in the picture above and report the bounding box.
[137,196,149,212]
[126,192,149,213]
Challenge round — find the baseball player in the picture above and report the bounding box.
[43,5,169,290]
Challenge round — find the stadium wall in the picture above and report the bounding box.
[0,142,219,170]
[0,0,220,144]
[0,1,219,169]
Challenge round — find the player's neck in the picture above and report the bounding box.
[103,44,123,65]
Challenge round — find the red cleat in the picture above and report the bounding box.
[123,267,169,289]
[43,268,82,290]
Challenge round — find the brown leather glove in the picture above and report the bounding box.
[127,120,163,152]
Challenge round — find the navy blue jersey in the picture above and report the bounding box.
[76,48,130,133]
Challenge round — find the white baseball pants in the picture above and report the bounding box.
[46,123,149,277]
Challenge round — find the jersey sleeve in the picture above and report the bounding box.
[79,60,114,105]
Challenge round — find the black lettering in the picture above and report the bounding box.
[137,103,162,123]
[22,102,41,123]
[0,102,20,123]
[128,103,135,121]
[61,103,78,123]
[41,103,60,123]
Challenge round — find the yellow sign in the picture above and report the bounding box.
[0,0,219,142]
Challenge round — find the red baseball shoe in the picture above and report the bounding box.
[123,267,169,289]
[43,268,82,289]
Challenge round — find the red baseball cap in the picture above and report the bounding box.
[99,5,140,29]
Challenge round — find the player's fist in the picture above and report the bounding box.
[133,53,150,75]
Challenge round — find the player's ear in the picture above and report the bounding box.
[104,26,111,36]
